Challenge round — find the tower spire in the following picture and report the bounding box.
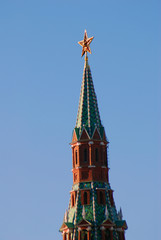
[60,30,128,240]
[75,30,104,139]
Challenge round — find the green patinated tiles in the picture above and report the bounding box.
[64,181,122,240]
[75,62,103,139]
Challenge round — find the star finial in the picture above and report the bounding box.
[78,30,94,57]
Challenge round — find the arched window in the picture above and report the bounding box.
[108,190,114,206]
[105,229,110,240]
[72,194,74,207]
[84,233,87,240]
[104,149,107,166]
[64,233,67,240]
[101,150,103,162]
[106,149,108,167]
[95,148,99,162]
[75,150,78,164]
[82,230,87,240]
[100,191,104,204]
[119,232,125,240]
[84,191,88,205]
[75,191,77,200]
[84,149,87,162]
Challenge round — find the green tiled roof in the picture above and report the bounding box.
[64,222,74,228]
[75,58,103,138]
[65,181,122,240]
[115,220,128,229]
[59,222,74,232]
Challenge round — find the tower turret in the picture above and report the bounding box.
[60,30,127,240]
[71,54,109,185]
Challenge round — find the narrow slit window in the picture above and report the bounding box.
[75,150,78,164]
[95,148,99,162]
[104,149,107,166]
[101,150,103,162]
[82,231,87,240]
[84,149,87,162]
[105,230,110,240]
[100,191,104,204]
[72,194,74,207]
[64,233,67,240]
[75,191,77,203]
[84,232,87,240]
[84,191,88,205]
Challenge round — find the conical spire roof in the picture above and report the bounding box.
[75,56,104,139]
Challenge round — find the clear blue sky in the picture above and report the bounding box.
[0,1,160,240]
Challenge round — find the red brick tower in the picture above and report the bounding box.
[60,30,128,240]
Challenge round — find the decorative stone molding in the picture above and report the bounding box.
[116,228,123,232]
[87,226,92,231]
[100,226,105,231]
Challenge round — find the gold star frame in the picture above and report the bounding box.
[78,30,94,57]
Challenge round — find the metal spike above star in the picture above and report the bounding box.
[78,30,94,57]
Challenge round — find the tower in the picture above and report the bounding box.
[60,30,128,240]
